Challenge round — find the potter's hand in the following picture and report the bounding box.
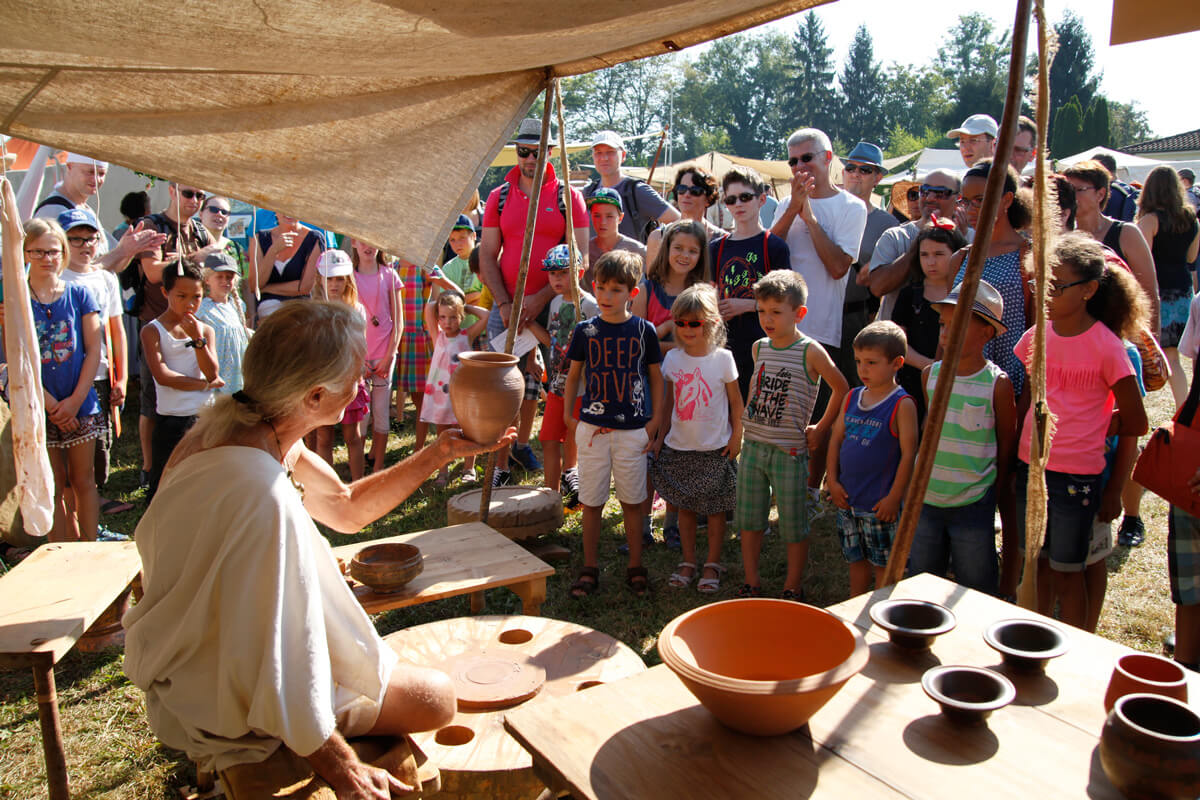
[331,762,412,800]
[435,426,517,463]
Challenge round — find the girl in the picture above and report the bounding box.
[351,239,403,473]
[420,290,489,487]
[394,257,458,452]
[197,252,250,394]
[893,218,966,423]
[649,284,743,593]
[141,260,223,498]
[312,250,369,480]
[25,218,103,541]
[645,167,725,266]
[634,219,710,355]
[1015,232,1148,630]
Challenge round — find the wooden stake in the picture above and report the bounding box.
[554,79,582,314]
[33,655,69,800]
[881,0,1033,587]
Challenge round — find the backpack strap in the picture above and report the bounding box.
[497,182,511,217]
[1179,366,1200,428]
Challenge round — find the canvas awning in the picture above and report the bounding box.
[0,0,829,265]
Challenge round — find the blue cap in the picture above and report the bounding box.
[586,186,623,212]
[451,213,475,232]
[541,243,580,271]
[57,207,101,232]
[844,142,884,170]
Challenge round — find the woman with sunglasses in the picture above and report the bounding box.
[252,211,325,321]
[199,197,248,311]
[644,167,725,267]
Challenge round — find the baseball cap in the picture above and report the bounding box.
[591,131,624,151]
[946,114,999,140]
[1180,168,1196,183]
[317,249,354,277]
[541,243,580,271]
[63,152,109,169]
[586,186,623,212]
[843,142,884,169]
[203,251,239,273]
[932,280,1006,335]
[451,214,475,232]
[57,207,101,232]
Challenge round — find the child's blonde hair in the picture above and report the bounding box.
[436,289,466,322]
[647,219,709,287]
[312,269,359,307]
[670,284,726,349]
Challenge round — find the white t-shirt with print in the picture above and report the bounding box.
[661,347,737,452]
[62,267,121,374]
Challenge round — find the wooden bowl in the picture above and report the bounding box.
[658,598,869,736]
[350,543,423,594]
[983,618,1069,673]
[869,599,956,651]
[922,665,1015,725]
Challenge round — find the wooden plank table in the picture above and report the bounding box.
[504,574,1192,799]
[331,522,554,615]
[0,541,141,800]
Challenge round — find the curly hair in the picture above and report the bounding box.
[673,166,719,207]
[1055,232,1149,340]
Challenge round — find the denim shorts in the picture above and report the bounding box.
[837,507,896,568]
[909,485,998,595]
[1016,462,1103,572]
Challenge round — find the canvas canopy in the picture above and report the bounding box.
[0,0,827,266]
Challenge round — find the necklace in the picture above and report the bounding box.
[267,419,305,499]
[29,281,61,320]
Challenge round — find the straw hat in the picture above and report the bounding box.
[890,180,920,221]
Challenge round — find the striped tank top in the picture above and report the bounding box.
[925,360,1003,508]
[742,335,820,456]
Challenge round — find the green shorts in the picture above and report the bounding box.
[735,439,810,543]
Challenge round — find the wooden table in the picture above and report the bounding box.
[0,542,141,800]
[504,574,1200,799]
[331,522,554,616]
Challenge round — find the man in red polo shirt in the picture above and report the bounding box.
[480,117,588,485]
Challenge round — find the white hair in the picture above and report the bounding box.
[786,128,832,154]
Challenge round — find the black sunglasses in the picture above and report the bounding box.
[515,146,539,159]
[676,184,708,197]
[723,192,758,206]
[787,153,818,167]
[179,189,205,200]
[906,189,920,201]
[205,205,230,216]
[674,319,704,328]
[920,185,956,198]
[842,163,877,175]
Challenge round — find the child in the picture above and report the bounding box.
[351,239,403,474]
[827,321,918,596]
[891,219,966,423]
[312,250,370,479]
[420,290,489,486]
[1015,232,1148,629]
[197,251,250,394]
[632,219,709,354]
[529,244,598,507]
[562,250,664,597]
[650,284,743,593]
[909,281,1016,597]
[737,270,848,599]
[141,260,223,498]
[440,215,484,331]
[25,218,103,541]
[396,257,458,453]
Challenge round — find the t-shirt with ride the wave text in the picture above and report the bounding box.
[741,334,819,456]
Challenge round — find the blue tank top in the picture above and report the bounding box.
[839,386,908,511]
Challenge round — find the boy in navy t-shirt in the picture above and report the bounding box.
[562,250,664,597]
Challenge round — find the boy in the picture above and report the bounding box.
[908,281,1016,597]
[529,244,599,509]
[827,321,918,596]
[562,250,663,597]
[737,270,848,600]
[586,187,646,286]
[441,214,483,331]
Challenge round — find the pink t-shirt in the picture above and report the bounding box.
[482,163,586,299]
[355,267,403,362]
[1015,322,1134,474]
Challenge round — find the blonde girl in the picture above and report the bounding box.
[421,290,489,487]
[312,250,369,479]
[633,219,710,354]
[350,239,403,473]
[197,252,251,394]
[649,284,743,593]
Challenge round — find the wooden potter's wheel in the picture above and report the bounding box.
[385,615,645,800]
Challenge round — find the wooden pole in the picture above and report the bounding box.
[33,656,70,800]
[554,79,582,313]
[479,81,555,521]
[881,0,1033,587]
[646,127,668,184]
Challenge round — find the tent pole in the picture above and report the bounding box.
[554,79,582,313]
[479,79,555,522]
[881,0,1032,587]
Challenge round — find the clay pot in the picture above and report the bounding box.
[1104,653,1189,713]
[77,585,133,653]
[868,599,956,651]
[1099,693,1200,800]
[657,598,869,736]
[351,543,423,594]
[982,618,1069,673]
[449,352,524,445]
[921,665,1015,725]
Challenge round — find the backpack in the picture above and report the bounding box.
[583,177,660,243]
[496,181,569,245]
[33,194,73,218]
[1106,180,1140,222]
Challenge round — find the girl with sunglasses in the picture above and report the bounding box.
[633,219,711,356]
[645,167,725,267]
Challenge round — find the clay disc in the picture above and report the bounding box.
[443,654,546,710]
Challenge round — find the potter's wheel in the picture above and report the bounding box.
[442,652,546,710]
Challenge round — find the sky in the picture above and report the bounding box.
[758,0,1199,141]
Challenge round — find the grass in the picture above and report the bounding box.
[0,367,1186,799]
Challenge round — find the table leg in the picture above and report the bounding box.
[470,591,485,613]
[511,577,547,616]
[33,655,69,800]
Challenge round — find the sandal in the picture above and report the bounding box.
[625,566,650,597]
[570,566,600,598]
[668,562,696,589]
[697,562,725,594]
[781,588,806,603]
[735,583,762,598]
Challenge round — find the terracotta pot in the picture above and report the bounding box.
[449,352,524,445]
[921,665,1016,725]
[657,598,869,736]
[982,618,1069,673]
[1104,653,1189,713]
[868,599,956,651]
[351,543,423,594]
[1099,693,1200,800]
[77,585,133,652]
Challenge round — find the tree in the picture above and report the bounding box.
[880,63,951,148]
[838,26,888,147]
[785,12,839,138]
[1048,11,1101,140]
[935,14,1011,137]
[1081,96,1109,150]
[1108,100,1154,149]
[558,56,677,165]
[1050,96,1084,158]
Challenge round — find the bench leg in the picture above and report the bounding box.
[469,590,485,613]
[511,578,547,616]
[33,657,69,800]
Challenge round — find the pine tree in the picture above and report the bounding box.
[1048,11,1101,140]
[1081,97,1110,150]
[838,26,888,147]
[1050,96,1084,158]
[786,12,839,139]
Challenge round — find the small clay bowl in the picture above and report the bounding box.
[922,665,1016,725]
[984,618,1069,673]
[868,599,957,650]
[350,543,423,594]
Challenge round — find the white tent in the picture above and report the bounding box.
[1054,146,1165,183]
[877,148,965,185]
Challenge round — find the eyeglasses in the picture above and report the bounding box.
[205,206,230,216]
[958,196,985,209]
[25,248,63,259]
[178,189,205,201]
[723,192,758,206]
[676,184,708,197]
[67,235,100,246]
[1031,277,1094,297]
[674,319,704,328]
[842,164,877,175]
[787,153,818,168]
[515,146,539,159]
[920,185,956,199]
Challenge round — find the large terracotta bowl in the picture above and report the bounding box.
[350,543,423,594]
[658,599,869,736]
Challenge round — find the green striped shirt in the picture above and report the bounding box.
[925,360,1003,508]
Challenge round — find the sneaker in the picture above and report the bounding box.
[664,525,681,551]
[139,470,150,490]
[781,587,806,603]
[1117,515,1145,547]
[508,443,542,472]
[735,583,762,598]
[492,469,512,488]
[97,526,131,542]
[560,468,580,509]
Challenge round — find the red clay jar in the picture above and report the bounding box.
[1099,693,1200,800]
[1103,653,1189,713]
[449,352,524,445]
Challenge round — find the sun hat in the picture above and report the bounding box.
[890,180,920,220]
[932,280,1007,335]
[57,207,101,232]
[541,243,580,271]
[843,142,884,170]
[511,118,553,146]
[586,186,623,211]
[203,251,239,273]
[317,249,353,277]
[591,130,624,151]
[946,114,999,140]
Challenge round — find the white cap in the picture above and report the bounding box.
[946,114,999,140]
[63,152,108,168]
[317,249,353,277]
[591,130,624,151]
